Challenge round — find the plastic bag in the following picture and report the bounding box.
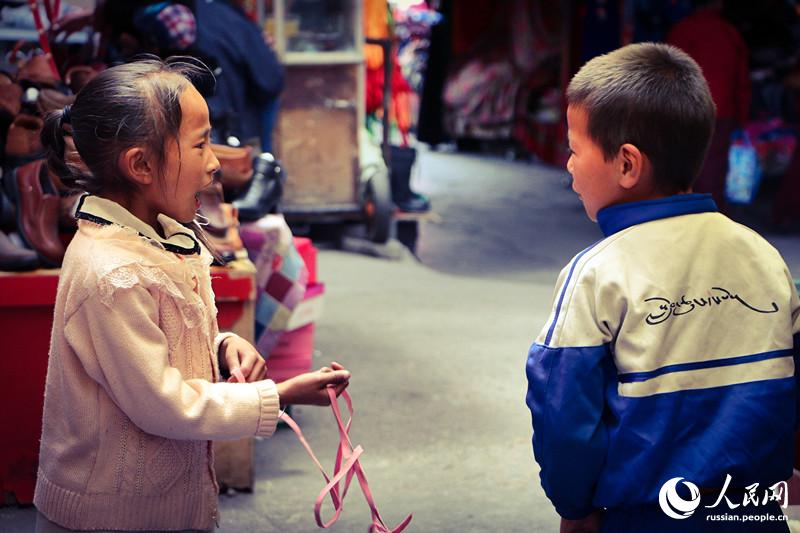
[725,129,762,204]
[744,118,797,176]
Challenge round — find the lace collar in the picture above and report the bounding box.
[74,194,201,255]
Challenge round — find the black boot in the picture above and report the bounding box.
[233,152,286,222]
[390,145,430,213]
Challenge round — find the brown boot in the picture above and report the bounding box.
[12,159,65,266]
[36,88,75,115]
[17,55,58,89]
[0,82,22,117]
[211,143,253,190]
[6,115,43,157]
[64,65,97,94]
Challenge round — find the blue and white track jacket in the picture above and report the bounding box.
[525,194,800,519]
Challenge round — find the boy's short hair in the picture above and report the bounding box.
[567,43,716,194]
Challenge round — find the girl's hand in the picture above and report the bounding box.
[219,336,267,383]
[276,362,350,406]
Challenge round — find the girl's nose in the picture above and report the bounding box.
[209,153,221,176]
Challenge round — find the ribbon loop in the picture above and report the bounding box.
[280,388,413,532]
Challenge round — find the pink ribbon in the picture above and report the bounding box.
[280,388,413,532]
[227,370,412,531]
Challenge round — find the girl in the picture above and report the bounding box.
[34,58,350,532]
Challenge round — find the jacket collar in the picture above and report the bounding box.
[74,194,201,255]
[596,193,718,237]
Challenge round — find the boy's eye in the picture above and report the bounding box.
[195,142,206,149]
[566,147,575,156]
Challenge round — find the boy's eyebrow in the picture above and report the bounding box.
[198,128,211,140]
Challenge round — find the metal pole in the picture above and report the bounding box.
[366,37,392,167]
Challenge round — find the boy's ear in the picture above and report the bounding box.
[119,147,154,186]
[617,143,645,190]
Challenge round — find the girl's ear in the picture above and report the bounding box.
[617,143,646,190]
[119,147,154,186]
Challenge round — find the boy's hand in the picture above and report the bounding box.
[219,336,267,383]
[276,362,350,406]
[559,510,603,533]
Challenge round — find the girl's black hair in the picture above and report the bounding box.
[41,55,224,262]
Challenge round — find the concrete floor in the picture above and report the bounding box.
[2,148,799,532]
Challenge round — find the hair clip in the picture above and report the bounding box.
[59,104,72,128]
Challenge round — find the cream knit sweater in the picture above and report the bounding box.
[34,196,280,531]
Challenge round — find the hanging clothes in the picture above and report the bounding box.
[363,0,413,145]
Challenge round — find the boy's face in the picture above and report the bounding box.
[566,106,626,221]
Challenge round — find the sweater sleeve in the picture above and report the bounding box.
[63,285,280,440]
[214,332,239,362]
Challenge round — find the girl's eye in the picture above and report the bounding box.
[195,142,206,149]
[566,147,575,156]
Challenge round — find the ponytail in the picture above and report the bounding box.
[41,106,93,193]
[41,108,68,178]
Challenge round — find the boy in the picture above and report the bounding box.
[526,43,799,532]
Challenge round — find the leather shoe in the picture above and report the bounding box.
[233,152,285,221]
[64,65,96,94]
[6,114,43,157]
[0,182,16,232]
[17,55,58,89]
[11,159,65,266]
[205,203,245,254]
[0,82,22,117]
[0,229,38,271]
[211,143,254,190]
[198,181,227,237]
[36,88,75,115]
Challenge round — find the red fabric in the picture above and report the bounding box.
[366,60,413,144]
[667,9,750,124]
[451,0,494,57]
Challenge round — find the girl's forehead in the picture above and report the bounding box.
[179,85,210,130]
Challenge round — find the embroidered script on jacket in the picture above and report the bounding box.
[644,287,779,325]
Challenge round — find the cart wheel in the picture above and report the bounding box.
[362,168,393,243]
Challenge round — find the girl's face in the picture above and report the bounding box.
[153,84,220,224]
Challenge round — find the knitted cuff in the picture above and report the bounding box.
[213,331,239,357]
[252,379,280,438]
